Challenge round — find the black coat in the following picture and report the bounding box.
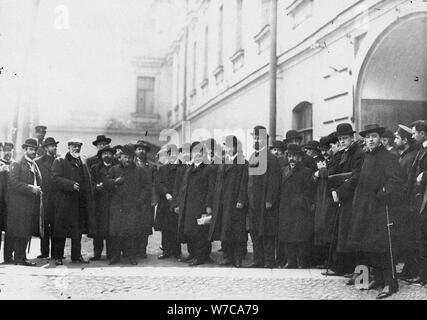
[52,153,96,239]
[409,144,427,216]
[6,158,41,238]
[278,164,314,243]
[90,161,114,239]
[208,160,249,242]
[347,145,404,253]
[36,154,56,225]
[86,155,100,174]
[104,163,152,238]
[247,150,281,237]
[154,164,178,232]
[0,161,9,232]
[332,142,364,252]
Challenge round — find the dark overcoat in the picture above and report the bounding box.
[136,160,158,235]
[347,145,404,253]
[208,160,249,242]
[0,161,9,232]
[247,150,281,237]
[332,142,364,252]
[36,154,56,225]
[154,163,178,232]
[278,163,314,243]
[86,155,99,174]
[90,162,114,239]
[409,144,427,216]
[104,163,152,238]
[6,158,41,238]
[52,153,96,239]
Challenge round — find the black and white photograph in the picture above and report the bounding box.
[0,0,426,306]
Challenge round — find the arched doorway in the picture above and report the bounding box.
[355,13,427,131]
[293,101,313,143]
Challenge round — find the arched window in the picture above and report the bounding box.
[293,102,313,143]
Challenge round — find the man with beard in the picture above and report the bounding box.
[6,139,42,266]
[284,130,317,172]
[105,145,152,265]
[347,124,403,299]
[1,142,14,263]
[86,135,112,171]
[278,144,314,268]
[407,120,427,286]
[134,140,157,259]
[393,125,419,280]
[208,136,248,268]
[381,130,399,157]
[112,145,124,165]
[322,123,364,278]
[247,126,281,268]
[35,137,59,259]
[270,141,287,168]
[51,138,96,266]
[35,125,47,157]
[155,145,181,260]
[90,146,115,261]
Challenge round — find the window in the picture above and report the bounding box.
[218,5,224,66]
[235,0,243,50]
[293,102,313,143]
[136,77,155,114]
[203,26,209,80]
[192,41,197,91]
[261,0,271,27]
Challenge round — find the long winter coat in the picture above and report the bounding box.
[6,158,41,238]
[208,160,249,242]
[347,145,404,253]
[409,144,427,216]
[90,161,114,239]
[278,163,314,243]
[247,150,281,237]
[0,161,9,232]
[154,163,178,232]
[136,159,158,235]
[36,154,56,225]
[52,153,96,239]
[104,163,152,238]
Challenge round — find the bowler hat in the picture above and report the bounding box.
[97,146,115,158]
[270,140,284,150]
[113,145,124,153]
[134,140,151,152]
[287,144,304,156]
[336,123,356,137]
[395,124,413,141]
[3,142,14,150]
[382,130,394,139]
[121,144,135,156]
[35,125,47,133]
[92,135,112,147]
[305,140,321,151]
[42,137,59,147]
[319,137,330,150]
[284,130,303,143]
[326,132,339,145]
[359,124,386,138]
[22,138,38,149]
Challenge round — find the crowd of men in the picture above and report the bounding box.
[0,120,426,299]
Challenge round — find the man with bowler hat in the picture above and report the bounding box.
[35,125,47,157]
[87,135,112,171]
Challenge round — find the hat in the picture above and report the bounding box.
[134,140,151,152]
[319,136,330,150]
[251,125,267,137]
[22,138,38,149]
[336,123,356,137]
[35,125,47,133]
[326,132,339,145]
[97,146,115,158]
[382,130,394,139]
[270,140,284,150]
[42,137,59,147]
[359,124,386,138]
[67,138,84,146]
[3,142,14,150]
[305,140,321,151]
[284,130,303,143]
[113,145,124,153]
[92,135,112,147]
[287,144,304,156]
[395,124,413,140]
[121,144,135,156]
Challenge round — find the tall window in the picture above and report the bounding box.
[261,0,271,27]
[218,5,224,66]
[192,41,197,90]
[293,102,313,143]
[236,0,243,50]
[136,77,155,114]
[203,26,209,79]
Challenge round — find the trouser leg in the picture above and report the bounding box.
[250,232,264,265]
[419,217,427,279]
[4,234,14,262]
[109,236,121,260]
[222,241,232,261]
[125,236,137,260]
[106,238,113,260]
[13,237,29,262]
[298,242,312,268]
[263,236,276,265]
[71,236,82,260]
[93,237,104,258]
[285,243,298,267]
[401,249,420,278]
[53,238,66,260]
[138,234,149,256]
[40,224,50,257]
[233,241,246,263]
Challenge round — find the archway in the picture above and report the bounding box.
[355,13,427,131]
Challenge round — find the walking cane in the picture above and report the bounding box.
[325,202,341,276]
[383,187,396,281]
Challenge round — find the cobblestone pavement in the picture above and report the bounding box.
[1,232,427,300]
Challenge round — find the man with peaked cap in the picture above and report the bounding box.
[347,124,404,299]
[35,125,47,157]
[6,139,42,266]
[87,135,112,171]
[134,139,158,259]
[382,130,399,157]
[35,137,60,259]
[90,145,115,261]
[407,120,427,286]
[247,126,281,268]
[391,124,420,280]
[51,138,96,266]
[104,144,152,265]
[322,123,364,277]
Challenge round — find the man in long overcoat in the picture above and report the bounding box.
[154,145,181,260]
[247,126,281,269]
[51,138,96,265]
[35,137,59,259]
[90,146,115,260]
[278,144,314,268]
[7,139,41,266]
[86,135,112,171]
[104,145,152,265]
[347,124,404,299]
[208,136,248,268]
[1,142,14,263]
